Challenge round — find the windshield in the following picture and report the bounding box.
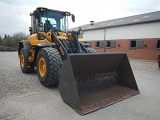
[40,11,67,32]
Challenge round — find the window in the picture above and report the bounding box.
[136,40,144,48]
[95,41,103,47]
[82,41,91,47]
[106,41,116,48]
[157,40,160,48]
[84,41,90,44]
[40,11,67,32]
[34,19,39,33]
[106,41,111,47]
[130,41,136,48]
[95,41,100,47]
[130,40,144,49]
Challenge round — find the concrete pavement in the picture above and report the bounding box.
[0,69,160,120]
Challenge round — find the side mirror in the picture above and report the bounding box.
[29,27,32,35]
[34,10,40,19]
[71,14,75,22]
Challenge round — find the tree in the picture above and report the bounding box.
[12,32,29,47]
[4,37,12,47]
[4,34,8,39]
[1,32,29,47]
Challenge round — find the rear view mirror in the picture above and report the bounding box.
[29,27,32,35]
[71,14,75,22]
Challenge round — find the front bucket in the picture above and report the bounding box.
[59,53,139,115]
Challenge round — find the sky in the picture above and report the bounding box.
[0,0,160,38]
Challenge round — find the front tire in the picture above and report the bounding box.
[37,47,62,87]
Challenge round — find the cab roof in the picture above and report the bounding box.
[30,7,71,16]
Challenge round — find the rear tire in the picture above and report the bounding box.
[86,47,97,53]
[20,48,34,73]
[37,47,62,87]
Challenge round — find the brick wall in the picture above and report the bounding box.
[85,39,160,60]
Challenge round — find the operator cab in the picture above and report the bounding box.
[29,7,75,35]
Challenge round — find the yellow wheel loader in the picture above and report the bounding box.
[17,7,139,115]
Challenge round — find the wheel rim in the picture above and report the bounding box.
[20,54,24,67]
[39,57,46,77]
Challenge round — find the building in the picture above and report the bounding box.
[71,11,160,60]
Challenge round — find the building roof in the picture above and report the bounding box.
[70,11,160,31]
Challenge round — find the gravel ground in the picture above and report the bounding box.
[0,52,159,100]
[129,59,159,74]
[0,52,47,100]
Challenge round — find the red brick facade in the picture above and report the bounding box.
[85,39,160,60]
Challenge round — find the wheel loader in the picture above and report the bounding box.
[17,7,139,115]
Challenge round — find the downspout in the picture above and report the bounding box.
[103,28,106,53]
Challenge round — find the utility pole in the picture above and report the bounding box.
[89,21,106,53]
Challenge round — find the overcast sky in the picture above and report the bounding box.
[0,0,160,37]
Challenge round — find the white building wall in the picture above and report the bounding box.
[80,22,160,41]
